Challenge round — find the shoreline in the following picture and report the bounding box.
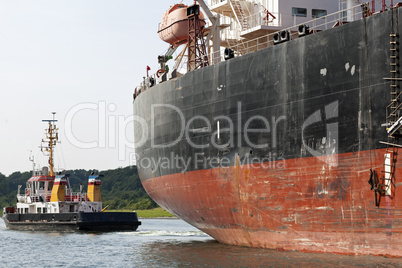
[139,216,178,219]
[109,208,175,218]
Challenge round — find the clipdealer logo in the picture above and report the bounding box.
[63,100,339,170]
[132,102,288,171]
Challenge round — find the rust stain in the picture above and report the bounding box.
[235,155,253,246]
[244,170,250,181]
[152,170,156,187]
[236,156,240,184]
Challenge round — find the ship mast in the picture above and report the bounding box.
[41,112,58,177]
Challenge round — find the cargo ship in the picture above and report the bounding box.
[2,113,141,232]
[133,0,402,256]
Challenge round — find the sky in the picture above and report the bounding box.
[0,0,194,176]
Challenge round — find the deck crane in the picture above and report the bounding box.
[157,46,177,78]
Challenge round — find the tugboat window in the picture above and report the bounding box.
[24,208,28,214]
[312,9,327,18]
[43,208,47,213]
[37,207,41,214]
[39,181,45,190]
[292,7,307,17]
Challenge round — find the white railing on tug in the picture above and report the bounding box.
[208,3,365,64]
[19,190,89,202]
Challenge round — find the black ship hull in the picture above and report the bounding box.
[2,212,141,232]
[133,8,402,256]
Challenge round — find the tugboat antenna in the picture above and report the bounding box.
[28,151,35,176]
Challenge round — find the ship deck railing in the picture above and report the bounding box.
[64,192,89,202]
[19,192,89,203]
[135,3,383,93]
[208,3,366,64]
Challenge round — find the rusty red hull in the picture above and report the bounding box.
[142,149,402,256]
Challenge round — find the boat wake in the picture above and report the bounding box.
[121,230,208,237]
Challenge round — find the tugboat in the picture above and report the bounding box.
[2,113,141,232]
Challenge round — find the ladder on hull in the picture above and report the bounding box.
[375,12,400,206]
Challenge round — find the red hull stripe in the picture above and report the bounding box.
[142,148,402,256]
[88,182,101,185]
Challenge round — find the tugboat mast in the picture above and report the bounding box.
[41,112,58,177]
